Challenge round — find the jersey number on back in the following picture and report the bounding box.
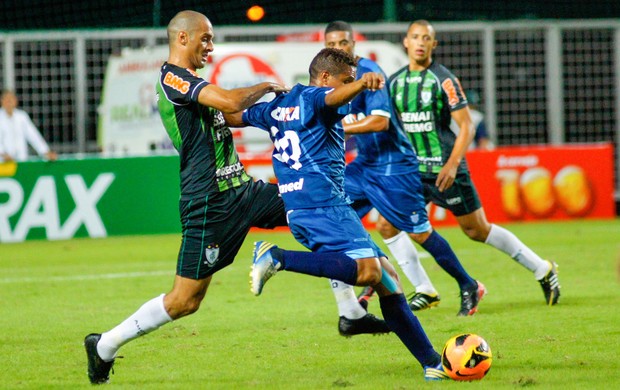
[271,126,302,171]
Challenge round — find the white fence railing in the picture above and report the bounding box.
[1,20,619,199]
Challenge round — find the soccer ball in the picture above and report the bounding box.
[441,333,492,381]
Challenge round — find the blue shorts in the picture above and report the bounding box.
[345,161,431,234]
[287,205,384,259]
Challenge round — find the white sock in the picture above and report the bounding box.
[97,293,173,361]
[384,231,437,295]
[329,280,366,319]
[485,224,550,279]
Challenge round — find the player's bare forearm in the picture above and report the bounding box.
[325,80,366,107]
[437,108,474,191]
[200,82,288,113]
[223,112,245,127]
[325,73,384,108]
[343,115,389,134]
[451,106,475,151]
[437,142,466,191]
[233,82,288,112]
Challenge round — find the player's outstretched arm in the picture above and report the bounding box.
[199,82,288,113]
[223,111,245,128]
[343,114,389,134]
[324,72,385,108]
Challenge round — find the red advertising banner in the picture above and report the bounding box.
[241,143,616,229]
[429,143,616,226]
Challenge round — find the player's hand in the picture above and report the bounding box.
[360,72,385,91]
[267,82,290,95]
[342,113,358,124]
[435,164,457,192]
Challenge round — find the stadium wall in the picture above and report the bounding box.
[0,145,614,243]
[0,155,180,243]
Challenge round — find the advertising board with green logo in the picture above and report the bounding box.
[0,155,180,243]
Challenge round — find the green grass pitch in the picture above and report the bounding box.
[1,219,619,389]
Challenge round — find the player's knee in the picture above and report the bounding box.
[410,230,431,244]
[370,269,384,285]
[356,258,383,285]
[376,219,399,239]
[463,226,486,242]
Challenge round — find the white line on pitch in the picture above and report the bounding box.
[0,270,172,284]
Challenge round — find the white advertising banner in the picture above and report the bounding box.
[98,42,408,155]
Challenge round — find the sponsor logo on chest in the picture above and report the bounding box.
[163,72,190,94]
[271,106,300,122]
[401,111,431,122]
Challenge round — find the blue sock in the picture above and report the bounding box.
[421,230,476,290]
[380,294,441,368]
[272,249,358,286]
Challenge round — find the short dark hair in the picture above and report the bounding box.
[324,20,353,36]
[308,48,356,81]
[407,19,435,36]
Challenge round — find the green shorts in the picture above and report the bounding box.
[421,172,482,217]
[176,180,286,279]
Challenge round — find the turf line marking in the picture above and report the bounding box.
[0,270,172,284]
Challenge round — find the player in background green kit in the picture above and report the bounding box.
[381,20,560,310]
[323,21,485,318]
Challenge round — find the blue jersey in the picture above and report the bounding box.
[242,83,350,211]
[350,57,418,175]
[344,58,430,232]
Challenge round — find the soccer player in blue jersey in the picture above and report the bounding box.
[227,47,450,381]
[388,20,560,307]
[83,11,290,384]
[323,21,485,316]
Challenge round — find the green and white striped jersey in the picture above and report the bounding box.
[156,62,251,199]
[389,61,469,175]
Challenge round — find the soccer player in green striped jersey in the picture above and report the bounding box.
[83,10,288,384]
[384,20,560,310]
